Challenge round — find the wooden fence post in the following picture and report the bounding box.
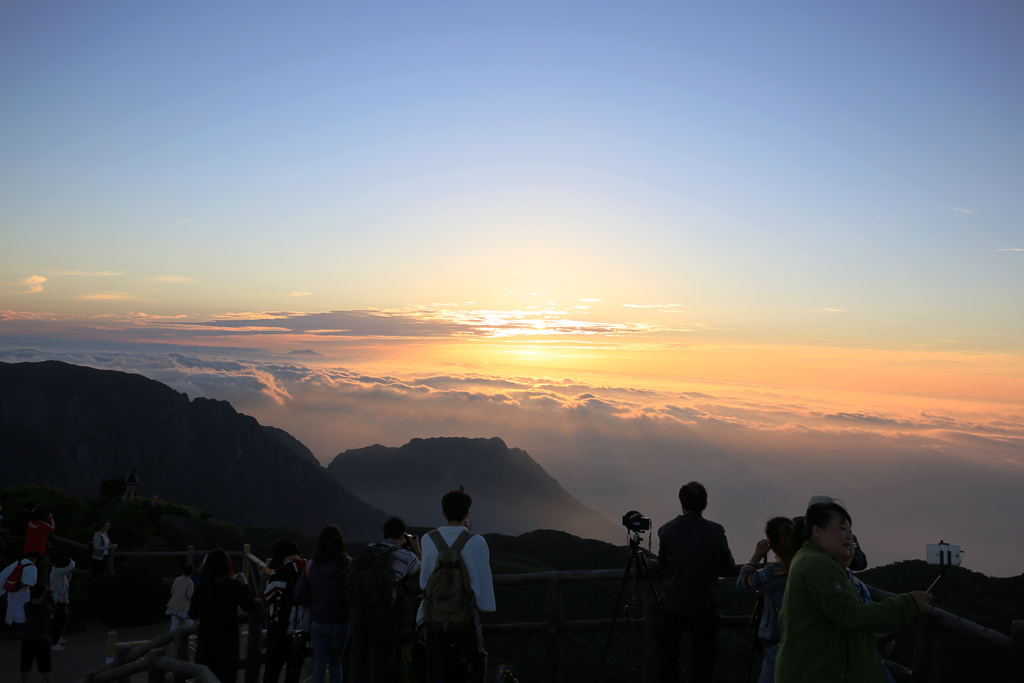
[1012,620,1024,683]
[244,599,264,683]
[545,576,562,683]
[106,630,118,665]
[911,615,937,683]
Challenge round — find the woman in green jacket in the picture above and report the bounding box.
[774,503,931,682]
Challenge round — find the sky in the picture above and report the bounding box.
[2,2,1022,577]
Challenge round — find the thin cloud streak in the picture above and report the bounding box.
[77,291,137,301]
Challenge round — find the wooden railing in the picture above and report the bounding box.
[80,608,263,683]
[868,585,1024,683]
[71,561,1024,683]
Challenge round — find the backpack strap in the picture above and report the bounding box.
[428,529,449,552]
[451,531,473,553]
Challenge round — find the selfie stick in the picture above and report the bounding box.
[925,571,945,593]
[926,541,957,593]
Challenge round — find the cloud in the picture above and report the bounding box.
[77,291,137,301]
[809,308,849,313]
[141,307,657,339]
[3,346,1024,576]
[953,207,974,214]
[996,248,1023,252]
[17,276,46,294]
[126,312,188,320]
[287,291,312,297]
[0,310,55,321]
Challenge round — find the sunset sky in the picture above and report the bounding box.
[2,2,1023,576]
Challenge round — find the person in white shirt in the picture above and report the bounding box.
[2,552,39,632]
[49,558,75,649]
[418,486,496,683]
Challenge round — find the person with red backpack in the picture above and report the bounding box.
[418,486,495,683]
[2,551,39,635]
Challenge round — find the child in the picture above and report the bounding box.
[22,583,54,683]
[166,564,195,630]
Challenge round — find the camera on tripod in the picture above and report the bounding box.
[621,510,651,533]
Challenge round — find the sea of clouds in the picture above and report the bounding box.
[3,344,1022,578]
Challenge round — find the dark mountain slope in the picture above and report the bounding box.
[0,360,384,540]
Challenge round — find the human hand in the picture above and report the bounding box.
[910,591,931,613]
[750,539,771,564]
[877,634,895,655]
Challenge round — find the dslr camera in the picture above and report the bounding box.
[622,510,651,533]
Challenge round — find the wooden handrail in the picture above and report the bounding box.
[69,557,1023,683]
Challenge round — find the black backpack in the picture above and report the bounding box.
[345,543,397,606]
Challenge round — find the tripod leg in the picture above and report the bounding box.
[593,551,635,683]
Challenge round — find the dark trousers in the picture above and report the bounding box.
[21,638,52,674]
[51,602,68,645]
[654,609,719,683]
[424,612,485,683]
[350,605,396,683]
[263,627,305,683]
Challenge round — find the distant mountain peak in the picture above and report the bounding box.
[328,436,620,543]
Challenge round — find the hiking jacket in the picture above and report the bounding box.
[775,542,919,682]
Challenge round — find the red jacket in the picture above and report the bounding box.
[23,518,55,556]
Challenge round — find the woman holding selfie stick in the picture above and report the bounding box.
[775,502,931,683]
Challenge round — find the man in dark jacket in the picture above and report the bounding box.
[655,481,735,683]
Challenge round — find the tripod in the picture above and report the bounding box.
[595,531,687,683]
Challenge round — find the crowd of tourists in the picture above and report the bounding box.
[182,484,495,683]
[0,482,498,683]
[655,482,931,683]
[2,478,934,683]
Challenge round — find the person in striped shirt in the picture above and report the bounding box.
[350,517,422,683]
